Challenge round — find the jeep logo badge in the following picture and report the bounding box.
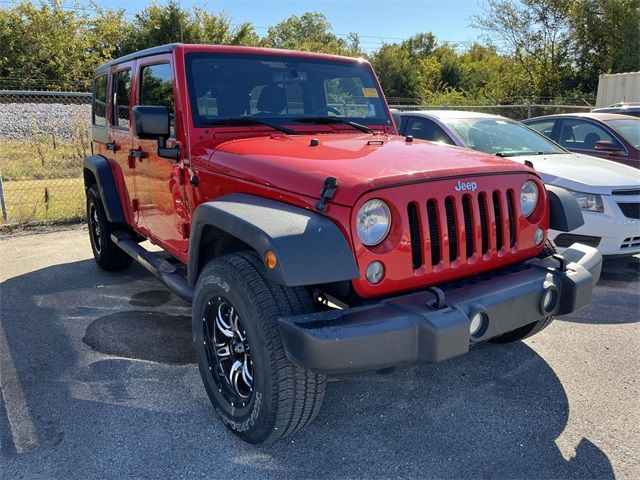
[454,180,478,192]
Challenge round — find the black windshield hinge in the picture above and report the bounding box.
[315,177,337,213]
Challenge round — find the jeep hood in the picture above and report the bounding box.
[506,152,640,194]
[206,134,533,205]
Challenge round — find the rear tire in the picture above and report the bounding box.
[192,251,326,443]
[86,185,132,271]
[491,239,558,343]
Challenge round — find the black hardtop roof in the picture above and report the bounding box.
[94,44,177,75]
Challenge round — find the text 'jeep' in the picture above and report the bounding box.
[84,44,602,443]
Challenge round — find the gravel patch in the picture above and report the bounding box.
[0,102,90,140]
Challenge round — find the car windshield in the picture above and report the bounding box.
[444,117,565,156]
[185,52,390,129]
[605,118,640,147]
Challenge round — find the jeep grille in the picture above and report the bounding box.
[408,189,518,270]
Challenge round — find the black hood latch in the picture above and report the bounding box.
[315,177,337,213]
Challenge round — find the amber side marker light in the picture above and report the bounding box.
[264,250,278,269]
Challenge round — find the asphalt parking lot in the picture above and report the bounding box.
[1,225,638,479]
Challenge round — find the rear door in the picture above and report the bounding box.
[133,58,189,253]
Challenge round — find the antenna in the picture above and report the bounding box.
[178,0,184,43]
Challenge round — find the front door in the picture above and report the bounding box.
[133,59,189,253]
[108,63,138,227]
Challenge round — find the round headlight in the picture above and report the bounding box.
[357,199,391,246]
[520,180,539,217]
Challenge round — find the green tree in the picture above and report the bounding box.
[369,43,423,99]
[472,0,574,99]
[400,32,437,58]
[194,10,259,46]
[264,12,360,55]
[0,0,126,90]
[570,0,640,93]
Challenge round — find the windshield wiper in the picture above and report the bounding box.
[292,116,374,134]
[201,117,298,135]
[495,151,558,157]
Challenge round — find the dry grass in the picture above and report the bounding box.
[0,120,89,181]
[0,119,89,226]
[0,177,85,225]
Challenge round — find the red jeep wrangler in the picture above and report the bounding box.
[84,43,602,443]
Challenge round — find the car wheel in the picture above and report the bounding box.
[86,185,132,271]
[193,251,326,443]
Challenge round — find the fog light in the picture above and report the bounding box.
[365,261,385,284]
[535,228,544,245]
[469,311,487,337]
[540,287,558,314]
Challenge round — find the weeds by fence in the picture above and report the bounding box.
[0,89,593,228]
[0,90,90,227]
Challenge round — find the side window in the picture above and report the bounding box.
[92,74,108,127]
[405,117,455,145]
[140,63,175,135]
[112,69,131,129]
[526,120,556,139]
[559,119,621,150]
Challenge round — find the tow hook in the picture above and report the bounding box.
[426,286,447,309]
[552,254,568,272]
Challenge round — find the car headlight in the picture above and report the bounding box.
[521,180,539,217]
[357,199,391,246]
[567,189,604,213]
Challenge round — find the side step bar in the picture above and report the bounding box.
[111,231,194,302]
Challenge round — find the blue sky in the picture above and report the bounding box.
[88,0,486,52]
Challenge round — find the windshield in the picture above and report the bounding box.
[444,118,566,156]
[605,119,640,148]
[185,53,391,129]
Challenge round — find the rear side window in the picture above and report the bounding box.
[526,119,556,138]
[93,74,108,126]
[558,119,622,150]
[140,63,175,135]
[112,69,131,129]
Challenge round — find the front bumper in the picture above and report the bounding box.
[279,243,602,374]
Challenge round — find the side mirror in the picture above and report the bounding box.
[132,105,170,139]
[594,140,621,152]
[131,105,179,160]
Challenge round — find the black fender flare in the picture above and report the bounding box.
[188,194,360,287]
[83,155,125,223]
[546,185,585,232]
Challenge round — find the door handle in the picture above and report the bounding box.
[106,142,120,152]
[129,149,148,160]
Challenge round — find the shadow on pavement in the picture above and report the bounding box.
[1,259,615,479]
[598,256,639,285]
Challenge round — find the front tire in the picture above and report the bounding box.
[86,185,132,271]
[192,251,326,443]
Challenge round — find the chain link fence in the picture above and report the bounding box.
[0,90,91,228]
[0,88,594,228]
[386,98,593,120]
